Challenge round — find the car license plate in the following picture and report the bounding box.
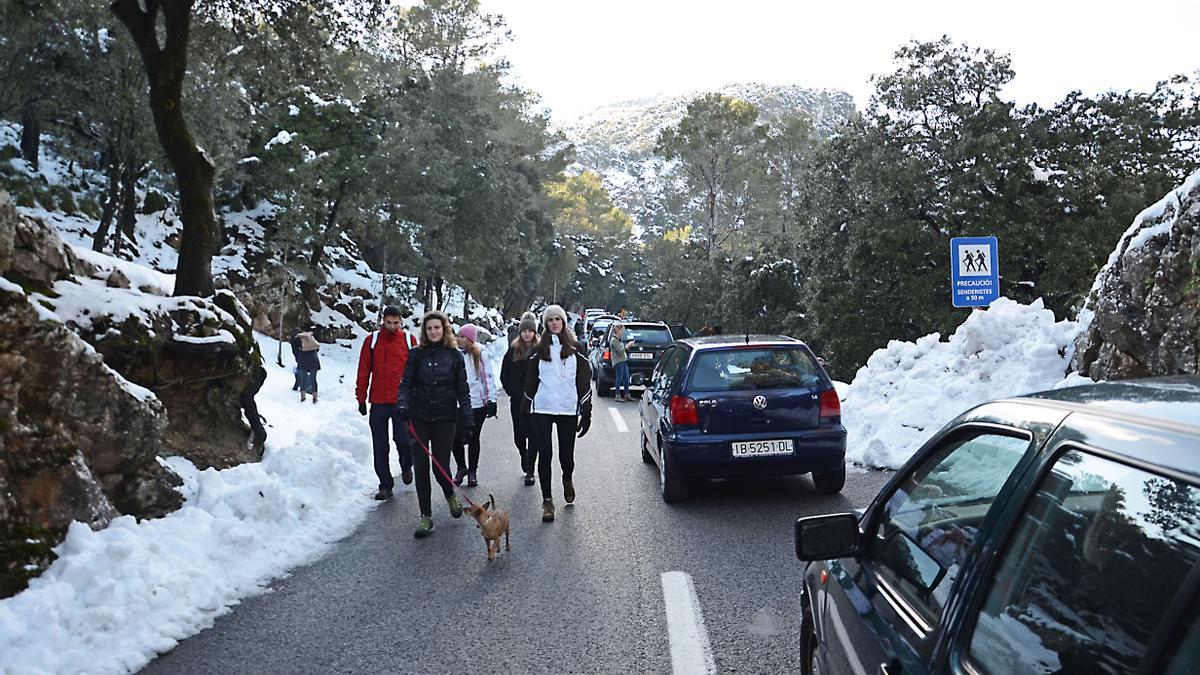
[630,352,654,360]
[731,439,795,458]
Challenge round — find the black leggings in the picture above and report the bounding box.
[452,407,488,474]
[510,398,532,473]
[530,413,577,500]
[410,418,456,517]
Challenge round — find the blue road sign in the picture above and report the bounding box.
[951,236,999,307]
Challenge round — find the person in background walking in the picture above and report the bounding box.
[501,311,539,486]
[610,322,634,402]
[398,310,472,538]
[522,305,592,523]
[293,327,321,403]
[356,305,418,500]
[451,324,498,487]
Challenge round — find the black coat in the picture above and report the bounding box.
[398,343,471,424]
[500,344,532,398]
[291,336,320,371]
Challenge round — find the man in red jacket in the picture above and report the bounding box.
[357,306,418,500]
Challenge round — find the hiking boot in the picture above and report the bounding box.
[467,471,478,487]
[373,488,393,501]
[312,392,318,404]
[447,494,464,518]
[542,499,555,522]
[523,472,535,486]
[453,469,466,486]
[564,480,576,504]
[413,516,434,538]
[401,468,413,485]
[300,392,306,402]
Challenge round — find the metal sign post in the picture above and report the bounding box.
[950,236,999,308]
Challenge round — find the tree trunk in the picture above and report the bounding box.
[93,156,120,252]
[20,101,39,169]
[462,289,471,320]
[112,0,216,298]
[309,188,345,271]
[113,160,138,258]
[276,249,289,367]
[434,276,444,311]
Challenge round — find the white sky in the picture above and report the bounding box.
[480,0,1200,122]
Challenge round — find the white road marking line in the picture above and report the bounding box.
[661,571,717,675]
[608,406,629,433]
[827,594,868,675]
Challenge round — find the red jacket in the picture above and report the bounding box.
[356,329,417,404]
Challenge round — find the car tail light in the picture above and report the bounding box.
[602,349,611,362]
[819,389,841,423]
[669,395,699,427]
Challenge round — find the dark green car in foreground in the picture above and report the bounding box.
[795,377,1200,675]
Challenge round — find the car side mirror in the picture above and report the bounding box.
[795,513,861,560]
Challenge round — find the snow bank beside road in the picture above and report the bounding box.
[843,298,1081,470]
[0,333,379,675]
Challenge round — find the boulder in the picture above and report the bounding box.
[0,282,181,597]
[1074,172,1200,379]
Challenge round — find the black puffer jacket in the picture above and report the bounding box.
[500,343,532,397]
[398,343,472,425]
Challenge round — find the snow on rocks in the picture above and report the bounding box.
[843,298,1082,469]
[0,332,379,674]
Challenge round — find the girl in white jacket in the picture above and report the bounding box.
[452,323,498,487]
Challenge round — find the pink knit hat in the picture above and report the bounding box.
[458,323,478,344]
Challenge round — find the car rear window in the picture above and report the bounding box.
[623,327,672,344]
[687,348,824,391]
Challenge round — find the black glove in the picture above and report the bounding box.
[486,401,498,418]
[358,402,368,416]
[576,414,591,438]
[396,407,411,421]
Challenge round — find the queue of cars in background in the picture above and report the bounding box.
[793,376,1200,675]
[638,335,847,502]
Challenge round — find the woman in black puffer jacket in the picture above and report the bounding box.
[500,311,539,485]
[398,310,472,539]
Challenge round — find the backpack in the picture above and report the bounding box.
[369,329,417,370]
[299,332,320,352]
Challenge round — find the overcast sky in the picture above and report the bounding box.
[479,0,1200,122]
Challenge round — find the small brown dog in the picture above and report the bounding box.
[465,494,510,561]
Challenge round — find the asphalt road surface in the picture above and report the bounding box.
[144,392,893,674]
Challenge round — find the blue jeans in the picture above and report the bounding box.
[297,368,318,394]
[615,361,630,397]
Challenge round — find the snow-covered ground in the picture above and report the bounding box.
[0,332,388,674]
[841,298,1088,469]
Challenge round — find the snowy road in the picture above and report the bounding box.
[142,393,891,674]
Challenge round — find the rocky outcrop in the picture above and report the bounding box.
[0,195,182,597]
[1074,172,1200,379]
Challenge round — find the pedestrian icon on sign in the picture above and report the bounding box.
[957,245,992,277]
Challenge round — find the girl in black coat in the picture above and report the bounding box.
[397,310,472,538]
[500,311,539,484]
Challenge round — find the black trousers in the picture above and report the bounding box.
[410,418,457,517]
[369,403,413,490]
[452,407,488,474]
[510,398,532,473]
[530,413,577,500]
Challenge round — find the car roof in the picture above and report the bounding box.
[613,321,669,329]
[1014,376,1200,433]
[680,335,804,349]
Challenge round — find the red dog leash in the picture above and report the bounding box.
[404,420,479,509]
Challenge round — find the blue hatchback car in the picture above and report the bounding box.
[638,335,847,502]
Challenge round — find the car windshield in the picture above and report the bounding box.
[688,347,824,390]
[623,327,672,345]
[591,321,613,337]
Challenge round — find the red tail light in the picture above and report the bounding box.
[819,389,841,422]
[669,395,699,427]
[602,349,611,362]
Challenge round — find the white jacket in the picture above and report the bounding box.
[532,335,578,415]
[463,350,498,409]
